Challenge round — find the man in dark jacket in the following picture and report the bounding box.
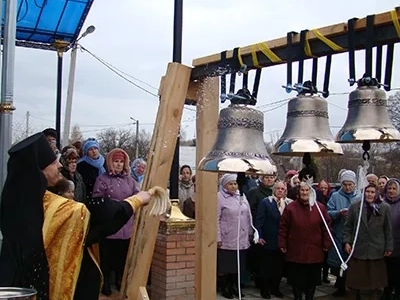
[247,173,276,290]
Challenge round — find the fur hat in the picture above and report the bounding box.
[106,148,130,175]
[61,145,78,160]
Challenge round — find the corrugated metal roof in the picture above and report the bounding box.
[2,0,94,50]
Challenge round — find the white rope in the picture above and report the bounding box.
[305,160,369,277]
[235,195,259,300]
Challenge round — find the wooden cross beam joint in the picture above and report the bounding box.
[190,8,400,80]
[158,75,200,105]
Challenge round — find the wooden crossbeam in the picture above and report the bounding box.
[191,8,400,79]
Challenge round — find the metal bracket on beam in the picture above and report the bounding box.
[0,102,16,113]
[191,9,400,80]
[53,40,70,57]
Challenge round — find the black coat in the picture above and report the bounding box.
[77,161,106,202]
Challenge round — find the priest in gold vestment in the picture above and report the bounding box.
[0,133,152,300]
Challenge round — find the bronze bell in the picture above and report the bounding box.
[336,77,400,143]
[273,86,343,156]
[198,89,277,175]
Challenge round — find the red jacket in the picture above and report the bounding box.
[278,200,332,264]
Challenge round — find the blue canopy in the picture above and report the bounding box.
[2,0,94,51]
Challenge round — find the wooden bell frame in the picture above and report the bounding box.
[119,8,400,300]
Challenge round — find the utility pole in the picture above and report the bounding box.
[62,43,77,147]
[62,25,95,147]
[130,117,140,158]
[135,119,139,158]
[25,111,30,138]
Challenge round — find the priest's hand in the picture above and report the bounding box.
[136,191,152,206]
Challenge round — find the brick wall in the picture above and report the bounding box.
[151,220,195,300]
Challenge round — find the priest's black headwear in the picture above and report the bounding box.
[0,132,57,299]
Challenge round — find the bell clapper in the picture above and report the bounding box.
[361,140,371,166]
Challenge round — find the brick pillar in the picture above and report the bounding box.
[151,201,195,300]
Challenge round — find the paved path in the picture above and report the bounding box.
[216,276,337,300]
[99,275,340,300]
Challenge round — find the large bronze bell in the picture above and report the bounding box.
[198,90,277,175]
[273,86,343,156]
[336,77,400,143]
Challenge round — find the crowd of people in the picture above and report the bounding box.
[1,127,399,300]
[214,168,398,300]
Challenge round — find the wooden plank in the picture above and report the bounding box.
[159,75,199,104]
[195,77,219,300]
[191,8,400,79]
[137,287,150,300]
[119,62,192,300]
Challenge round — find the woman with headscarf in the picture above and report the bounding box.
[317,179,331,283]
[217,174,253,299]
[77,138,106,201]
[381,178,400,300]
[278,182,332,300]
[60,145,86,203]
[92,148,139,296]
[327,170,360,297]
[183,175,196,219]
[178,165,194,210]
[344,184,393,300]
[256,181,293,299]
[130,158,146,190]
[378,176,389,201]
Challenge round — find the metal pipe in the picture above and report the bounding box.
[62,44,78,146]
[169,0,183,199]
[53,40,69,150]
[0,0,17,251]
[55,54,63,149]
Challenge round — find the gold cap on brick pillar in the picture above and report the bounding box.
[166,199,191,222]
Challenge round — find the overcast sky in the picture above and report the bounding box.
[11,0,399,144]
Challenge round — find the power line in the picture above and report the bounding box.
[80,45,160,98]
[79,44,196,113]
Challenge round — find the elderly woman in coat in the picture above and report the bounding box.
[217,174,253,299]
[92,148,139,296]
[344,183,393,300]
[256,181,293,299]
[382,178,400,300]
[130,158,146,190]
[327,170,360,297]
[278,182,332,300]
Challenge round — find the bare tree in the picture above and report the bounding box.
[388,91,400,130]
[12,121,30,144]
[96,128,151,160]
[69,124,83,143]
[179,129,196,146]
